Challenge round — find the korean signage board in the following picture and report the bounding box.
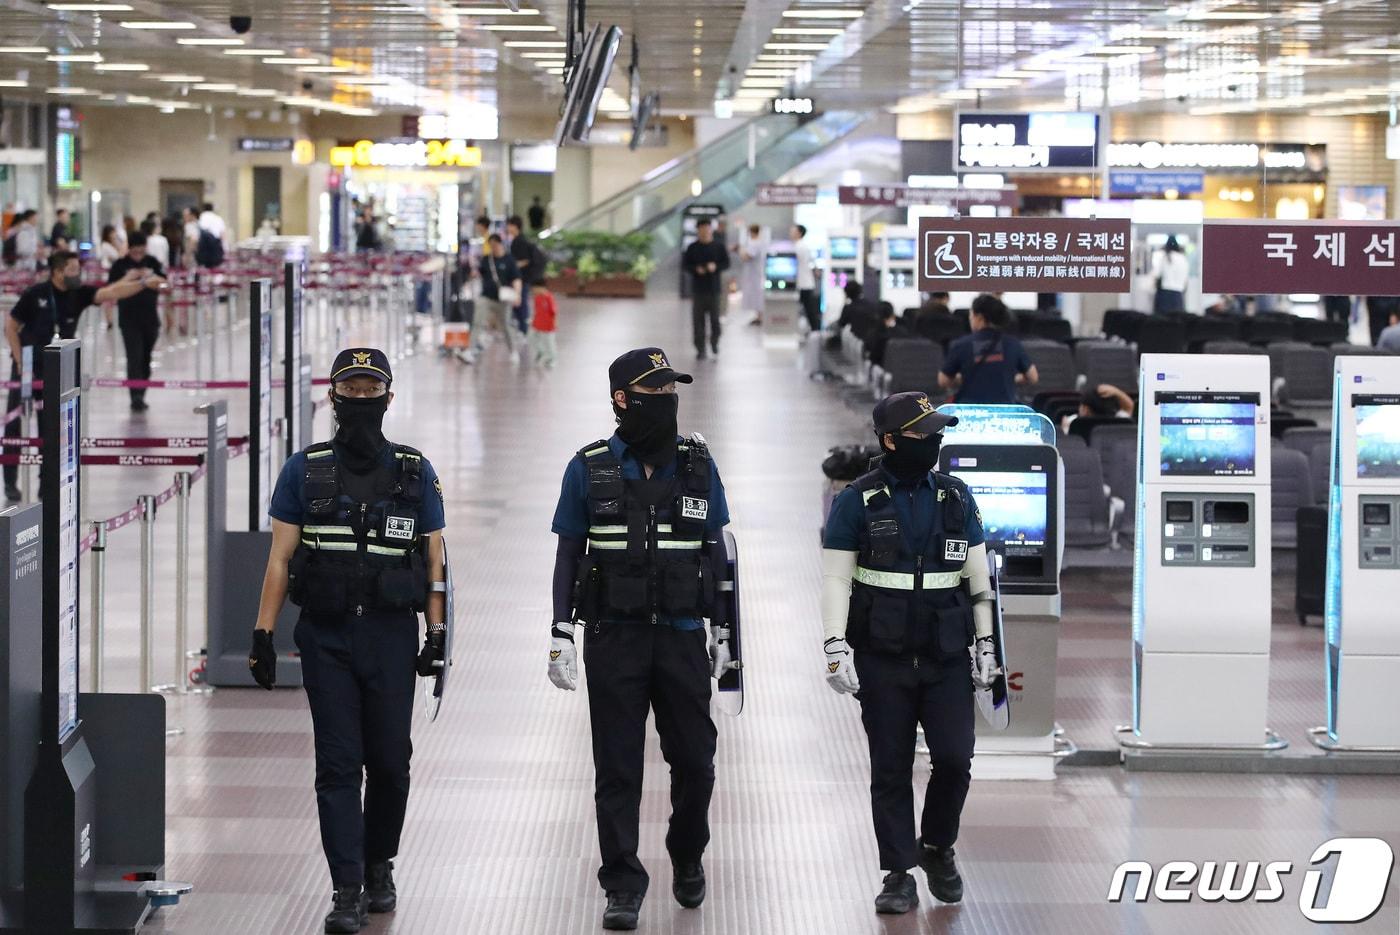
[1107,141,1326,176]
[839,184,1016,209]
[955,111,1100,172]
[917,216,1131,293]
[237,137,294,152]
[1201,220,1400,296]
[1108,171,1205,196]
[756,184,818,205]
[328,138,482,169]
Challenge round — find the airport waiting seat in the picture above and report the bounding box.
[1186,315,1243,350]
[1059,436,1113,548]
[1136,317,1188,355]
[916,314,970,349]
[879,338,944,396]
[1293,317,1349,347]
[1270,444,1315,550]
[1022,316,1073,344]
[1089,422,1140,539]
[1265,340,1308,377]
[1271,416,1318,439]
[1102,309,1146,343]
[1067,415,1134,445]
[1072,338,1113,374]
[1282,426,1332,461]
[1308,441,1332,499]
[1080,343,1138,394]
[1242,315,1296,345]
[1276,344,1333,406]
[1330,342,1392,365]
[1200,340,1265,356]
[1021,339,1077,395]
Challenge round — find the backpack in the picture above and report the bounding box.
[1,231,17,266]
[194,227,224,268]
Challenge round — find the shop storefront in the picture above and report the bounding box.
[1107,140,1329,219]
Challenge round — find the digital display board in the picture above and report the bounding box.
[57,395,80,741]
[950,467,1048,556]
[886,237,916,261]
[1355,398,1400,479]
[956,111,1100,172]
[1157,392,1258,477]
[829,236,859,261]
[765,254,798,282]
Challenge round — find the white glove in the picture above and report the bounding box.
[548,622,578,691]
[823,637,860,694]
[709,626,733,680]
[970,636,999,690]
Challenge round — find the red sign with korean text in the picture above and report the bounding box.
[916,216,1131,293]
[755,184,818,206]
[840,184,1016,209]
[1201,220,1400,296]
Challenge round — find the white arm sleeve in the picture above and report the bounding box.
[961,542,995,639]
[821,549,858,642]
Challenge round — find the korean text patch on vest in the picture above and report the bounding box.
[944,538,968,562]
[384,515,416,541]
[681,496,709,522]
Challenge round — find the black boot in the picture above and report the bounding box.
[365,860,396,913]
[602,890,643,930]
[672,860,706,908]
[323,885,368,934]
[874,870,918,914]
[919,843,964,903]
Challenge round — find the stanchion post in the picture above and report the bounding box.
[173,471,191,693]
[88,521,106,693]
[138,494,155,693]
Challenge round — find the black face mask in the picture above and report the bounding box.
[332,393,390,472]
[616,390,679,466]
[882,433,942,479]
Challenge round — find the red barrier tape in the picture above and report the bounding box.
[0,435,248,449]
[0,452,205,466]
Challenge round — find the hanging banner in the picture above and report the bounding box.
[917,216,1131,293]
[839,184,1015,209]
[756,184,818,206]
[1201,220,1400,296]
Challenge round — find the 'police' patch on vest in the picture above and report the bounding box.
[944,538,968,562]
[681,497,709,521]
[384,515,416,541]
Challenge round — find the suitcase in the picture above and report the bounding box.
[1295,505,1328,625]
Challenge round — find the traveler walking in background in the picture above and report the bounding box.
[735,223,768,327]
[792,224,820,332]
[1151,235,1189,314]
[683,218,729,359]
[141,218,170,269]
[108,230,168,413]
[3,210,40,270]
[506,215,540,336]
[480,233,523,357]
[528,195,547,233]
[1366,296,1400,347]
[49,207,71,248]
[529,276,559,369]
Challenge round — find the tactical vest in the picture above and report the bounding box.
[572,436,716,624]
[287,442,428,616]
[845,467,975,659]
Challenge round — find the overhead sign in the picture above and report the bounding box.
[1201,220,1400,296]
[511,142,557,173]
[756,183,818,205]
[1108,171,1205,196]
[839,184,1015,208]
[237,137,294,153]
[955,111,1100,172]
[1107,141,1325,174]
[328,139,483,169]
[772,97,814,115]
[917,216,1131,293]
[409,103,500,141]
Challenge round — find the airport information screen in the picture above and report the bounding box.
[950,468,1048,556]
[765,254,798,281]
[1157,392,1258,477]
[887,238,916,260]
[829,236,859,260]
[1355,397,1400,479]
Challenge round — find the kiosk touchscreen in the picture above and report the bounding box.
[764,251,798,292]
[880,226,920,313]
[823,228,864,327]
[939,405,1065,779]
[1317,357,1400,749]
[1131,355,1273,748]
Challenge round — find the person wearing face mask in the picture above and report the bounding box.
[4,250,146,501]
[820,392,996,915]
[547,346,733,931]
[247,348,448,934]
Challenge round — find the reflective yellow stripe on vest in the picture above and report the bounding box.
[853,566,962,590]
[302,539,357,552]
[303,524,354,536]
[656,539,702,550]
[367,543,411,556]
[587,539,629,550]
[588,525,628,535]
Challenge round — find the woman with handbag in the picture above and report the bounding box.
[479,233,524,356]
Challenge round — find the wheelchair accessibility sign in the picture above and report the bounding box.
[925,231,973,279]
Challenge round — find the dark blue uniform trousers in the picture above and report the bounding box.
[584,622,717,896]
[294,610,418,886]
[854,651,974,872]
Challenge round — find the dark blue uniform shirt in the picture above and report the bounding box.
[941,329,1032,405]
[824,464,984,555]
[552,432,731,630]
[270,443,446,532]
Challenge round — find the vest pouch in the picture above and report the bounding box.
[573,554,602,622]
[298,557,349,615]
[933,598,975,659]
[287,545,310,606]
[602,564,649,615]
[659,557,705,616]
[847,585,907,655]
[376,552,426,611]
[866,518,901,568]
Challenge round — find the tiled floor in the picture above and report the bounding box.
[55,293,1398,933]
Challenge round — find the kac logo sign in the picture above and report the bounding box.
[1108,837,1394,923]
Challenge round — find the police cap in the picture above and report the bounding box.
[872,392,958,436]
[330,347,393,386]
[608,347,693,393]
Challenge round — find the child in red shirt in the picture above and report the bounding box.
[528,277,558,368]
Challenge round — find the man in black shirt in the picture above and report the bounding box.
[49,208,71,248]
[108,230,169,412]
[4,250,146,500]
[506,215,536,336]
[527,196,546,233]
[682,219,730,359]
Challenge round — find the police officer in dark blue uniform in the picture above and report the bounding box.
[820,392,999,914]
[248,348,448,935]
[547,347,732,931]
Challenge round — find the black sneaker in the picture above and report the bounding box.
[602,890,643,930]
[323,885,368,934]
[672,860,705,908]
[3,485,19,503]
[874,870,918,914]
[365,860,396,913]
[919,843,963,903]
[130,400,149,413]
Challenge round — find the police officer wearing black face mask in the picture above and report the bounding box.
[247,348,448,935]
[820,392,997,915]
[547,347,732,931]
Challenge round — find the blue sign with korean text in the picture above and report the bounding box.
[1108,171,1205,196]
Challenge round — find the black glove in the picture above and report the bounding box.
[249,629,276,690]
[416,627,446,677]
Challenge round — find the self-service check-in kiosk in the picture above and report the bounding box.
[823,228,863,328]
[880,226,920,313]
[938,405,1069,779]
[1126,354,1277,749]
[1312,357,1400,751]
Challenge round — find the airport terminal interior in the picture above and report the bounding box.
[3,0,1400,933]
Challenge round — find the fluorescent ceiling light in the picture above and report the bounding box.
[263,57,320,64]
[781,8,863,18]
[503,40,565,48]
[1276,56,1349,67]
[120,20,197,29]
[224,48,284,55]
[735,88,777,99]
[772,27,842,36]
[93,62,149,71]
[47,87,93,94]
[764,42,829,51]
[741,77,789,87]
[942,89,979,100]
[297,65,353,73]
[236,88,280,96]
[47,3,134,10]
[157,74,204,82]
[482,24,556,31]
[748,68,798,76]
[0,46,50,54]
[757,53,814,61]
[966,77,1021,88]
[125,94,149,102]
[337,75,400,84]
[177,38,246,46]
[1183,11,1271,20]
[1344,47,1400,56]
[193,82,237,91]
[1085,45,1156,55]
[452,5,541,13]
[520,51,565,58]
[47,53,103,62]
[0,79,28,87]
